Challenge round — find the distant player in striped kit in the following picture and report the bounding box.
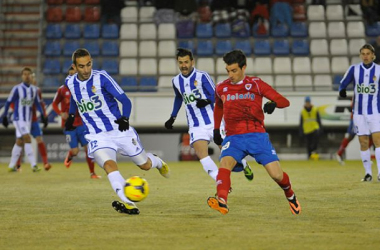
[1,67,48,172]
[65,49,170,214]
[165,48,253,185]
[52,66,100,179]
[339,43,380,182]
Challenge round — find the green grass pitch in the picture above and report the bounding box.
[1,160,380,250]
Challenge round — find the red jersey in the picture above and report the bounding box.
[214,76,290,136]
[52,85,82,128]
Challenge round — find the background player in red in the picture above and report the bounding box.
[52,67,100,179]
[207,50,301,215]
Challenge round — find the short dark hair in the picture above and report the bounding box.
[223,50,246,69]
[21,67,33,74]
[72,48,91,65]
[360,44,375,54]
[176,48,193,60]
[67,66,74,74]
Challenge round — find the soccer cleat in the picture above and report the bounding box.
[335,153,345,166]
[44,163,52,171]
[361,173,372,182]
[90,173,102,179]
[8,166,18,172]
[64,152,72,168]
[243,163,254,181]
[287,195,301,215]
[207,197,229,215]
[32,165,41,172]
[155,155,170,178]
[112,201,140,215]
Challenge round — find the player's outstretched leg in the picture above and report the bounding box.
[287,194,301,215]
[207,197,229,215]
[112,201,140,215]
[242,159,254,181]
[276,171,301,215]
[149,153,170,178]
[64,151,73,168]
[209,168,231,214]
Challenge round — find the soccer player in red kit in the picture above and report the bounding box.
[52,67,100,179]
[207,50,301,215]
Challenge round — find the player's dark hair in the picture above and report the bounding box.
[67,66,74,74]
[223,50,246,69]
[360,44,375,54]
[176,48,193,60]
[72,48,91,65]
[21,67,33,74]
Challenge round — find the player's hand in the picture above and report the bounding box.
[2,116,9,128]
[263,101,277,114]
[65,114,76,131]
[213,129,223,146]
[339,89,347,98]
[114,116,129,131]
[196,99,211,108]
[41,115,48,128]
[61,112,68,120]
[164,116,176,129]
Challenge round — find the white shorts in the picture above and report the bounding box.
[353,114,380,136]
[85,126,144,159]
[189,124,213,145]
[13,120,31,138]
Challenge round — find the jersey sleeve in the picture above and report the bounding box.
[213,86,223,129]
[258,80,290,108]
[37,88,47,116]
[52,86,64,115]
[339,65,355,91]
[34,89,44,115]
[201,73,215,103]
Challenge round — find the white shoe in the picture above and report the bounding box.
[335,153,345,166]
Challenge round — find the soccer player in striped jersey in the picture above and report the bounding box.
[1,67,47,172]
[207,50,301,215]
[52,66,100,179]
[165,48,253,185]
[65,49,170,214]
[339,43,380,182]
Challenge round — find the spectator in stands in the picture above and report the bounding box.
[371,35,380,64]
[360,0,379,25]
[299,96,323,160]
[100,0,125,27]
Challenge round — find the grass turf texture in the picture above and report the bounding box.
[1,160,379,250]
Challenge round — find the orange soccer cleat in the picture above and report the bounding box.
[207,196,229,215]
[90,173,102,179]
[44,163,52,171]
[64,152,72,168]
[288,194,301,215]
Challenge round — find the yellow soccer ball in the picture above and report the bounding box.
[124,176,149,202]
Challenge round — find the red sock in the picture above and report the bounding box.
[276,172,294,199]
[216,168,231,202]
[38,142,48,164]
[85,151,95,174]
[337,138,350,156]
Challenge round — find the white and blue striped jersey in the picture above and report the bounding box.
[4,83,41,122]
[171,68,215,128]
[340,62,380,115]
[66,70,132,135]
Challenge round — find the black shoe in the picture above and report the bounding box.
[361,174,372,182]
[112,201,140,215]
[288,194,301,215]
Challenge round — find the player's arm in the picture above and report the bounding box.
[65,95,78,131]
[196,74,215,108]
[38,88,47,117]
[259,80,290,114]
[339,65,355,98]
[1,87,18,128]
[213,89,224,145]
[165,82,182,129]
[34,91,48,128]
[52,87,63,115]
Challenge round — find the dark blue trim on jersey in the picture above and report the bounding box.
[339,65,355,91]
[368,66,376,114]
[201,74,215,103]
[358,66,364,115]
[22,85,27,121]
[86,77,113,131]
[171,85,183,117]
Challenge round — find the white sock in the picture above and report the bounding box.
[375,148,380,175]
[24,143,36,167]
[200,156,218,181]
[107,171,133,204]
[147,153,162,169]
[9,144,22,169]
[360,149,372,175]
[241,159,248,168]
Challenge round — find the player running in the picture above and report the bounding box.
[339,43,380,182]
[207,50,301,215]
[1,67,48,172]
[65,49,170,214]
[52,66,101,179]
[165,48,253,184]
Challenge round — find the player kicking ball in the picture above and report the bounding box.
[65,49,170,214]
[207,50,301,215]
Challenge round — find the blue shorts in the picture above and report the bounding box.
[221,132,279,166]
[30,121,42,138]
[64,125,88,149]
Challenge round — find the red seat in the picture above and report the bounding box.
[47,0,64,4]
[84,7,100,22]
[293,4,306,21]
[66,0,82,4]
[46,7,63,22]
[65,7,82,22]
[84,0,100,4]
